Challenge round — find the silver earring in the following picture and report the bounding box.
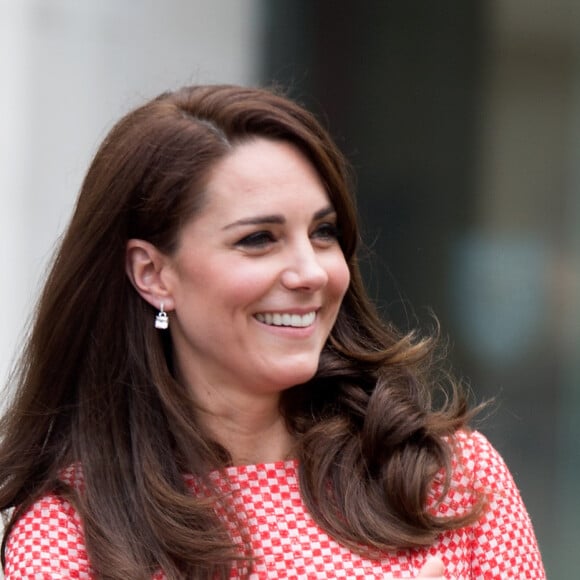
[155,302,169,330]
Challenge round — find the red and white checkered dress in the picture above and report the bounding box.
[4,431,545,578]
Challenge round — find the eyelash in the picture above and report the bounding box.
[235,222,340,249]
[312,222,340,241]
[236,231,276,248]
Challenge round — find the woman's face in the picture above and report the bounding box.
[161,138,350,398]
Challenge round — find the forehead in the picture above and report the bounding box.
[201,138,332,214]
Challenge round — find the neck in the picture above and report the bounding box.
[211,412,295,466]
[187,379,295,465]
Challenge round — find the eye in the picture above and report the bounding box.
[235,230,277,249]
[311,222,340,243]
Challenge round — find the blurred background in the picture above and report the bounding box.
[1,1,578,577]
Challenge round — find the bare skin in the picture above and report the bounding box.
[190,383,294,465]
[416,558,446,578]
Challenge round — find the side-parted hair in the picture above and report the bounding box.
[0,85,480,579]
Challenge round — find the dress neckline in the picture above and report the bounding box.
[218,457,298,477]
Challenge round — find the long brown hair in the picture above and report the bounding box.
[0,85,479,578]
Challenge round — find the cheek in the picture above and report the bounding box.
[328,255,351,300]
[196,261,277,308]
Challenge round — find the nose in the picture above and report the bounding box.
[280,241,328,291]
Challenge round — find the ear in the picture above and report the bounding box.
[125,239,175,310]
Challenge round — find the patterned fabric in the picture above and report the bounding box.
[4,431,546,579]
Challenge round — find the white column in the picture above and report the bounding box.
[0,0,262,395]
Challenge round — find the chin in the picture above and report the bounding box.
[258,362,318,392]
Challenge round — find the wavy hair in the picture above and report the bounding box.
[0,85,480,578]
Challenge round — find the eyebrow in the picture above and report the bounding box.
[222,205,336,230]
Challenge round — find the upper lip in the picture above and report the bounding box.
[254,306,320,315]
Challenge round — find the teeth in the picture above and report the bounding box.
[255,311,316,328]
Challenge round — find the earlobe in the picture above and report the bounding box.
[125,239,174,310]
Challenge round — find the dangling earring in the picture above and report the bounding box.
[155,302,169,330]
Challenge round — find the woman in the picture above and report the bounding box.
[0,85,544,578]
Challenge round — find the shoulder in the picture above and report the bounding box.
[449,428,532,516]
[428,429,518,518]
[451,429,504,468]
[4,491,93,578]
[442,430,546,578]
[450,429,516,493]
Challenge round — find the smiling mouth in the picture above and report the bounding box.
[255,312,316,328]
